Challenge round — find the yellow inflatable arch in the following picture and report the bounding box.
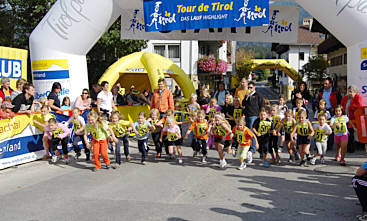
[98,52,195,99]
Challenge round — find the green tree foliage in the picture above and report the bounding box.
[0,1,147,86]
[300,55,329,84]
[235,48,254,81]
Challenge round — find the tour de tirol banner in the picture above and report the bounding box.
[143,0,269,32]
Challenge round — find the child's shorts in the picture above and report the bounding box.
[334,134,348,144]
[285,133,295,142]
[296,135,310,145]
[166,139,182,146]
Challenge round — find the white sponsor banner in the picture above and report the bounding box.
[121,5,299,43]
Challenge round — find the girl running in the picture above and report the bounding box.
[232,116,259,170]
[291,109,314,167]
[311,113,332,165]
[210,114,232,168]
[46,118,71,164]
[185,110,210,163]
[277,110,297,162]
[161,117,183,164]
[270,104,282,164]
[134,112,152,165]
[66,107,90,161]
[330,105,350,166]
[252,108,273,168]
[84,111,116,172]
[148,108,163,158]
[109,111,135,168]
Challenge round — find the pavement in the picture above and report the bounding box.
[0,140,365,221]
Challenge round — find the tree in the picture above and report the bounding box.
[300,55,329,84]
[0,1,147,86]
[235,48,254,81]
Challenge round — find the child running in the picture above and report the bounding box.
[232,116,259,170]
[311,113,332,165]
[84,111,116,172]
[270,104,282,164]
[161,116,183,164]
[330,105,350,166]
[45,118,71,164]
[66,107,90,161]
[134,112,153,165]
[185,110,210,163]
[252,108,273,167]
[291,109,314,167]
[277,110,298,163]
[211,113,233,168]
[33,105,55,160]
[109,111,135,168]
[148,108,163,158]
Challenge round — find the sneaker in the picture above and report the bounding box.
[193,151,198,157]
[232,149,236,157]
[219,160,227,168]
[112,164,120,169]
[106,164,111,169]
[51,155,58,163]
[263,161,270,168]
[247,151,253,163]
[237,163,247,170]
[299,160,305,167]
[126,155,131,161]
[178,158,183,164]
[321,157,325,164]
[141,161,147,165]
[278,148,283,153]
[334,155,341,162]
[64,158,70,165]
[304,160,309,167]
[358,214,367,221]
[340,159,346,166]
[75,152,81,160]
[276,155,281,165]
[202,156,207,163]
[156,153,161,158]
[310,158,316,165]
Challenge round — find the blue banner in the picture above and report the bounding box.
[143,0,269,32]
[33,70,70,80]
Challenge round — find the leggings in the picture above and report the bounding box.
[137,139,148,162]
[50,137,68,155]
[151,132,162,154]
[258,136,270,155]
[269,135,279,154]
[315,141,327,156]
[115,135,129,164]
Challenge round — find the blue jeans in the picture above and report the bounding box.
[116,135,129,164]
[246,116,258,152]
[137,139,147,162]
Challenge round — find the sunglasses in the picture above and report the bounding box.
[82,92,89,94]
[248,87,253,89]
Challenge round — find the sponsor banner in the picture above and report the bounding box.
[0,46,28,90]
[122,5,298,43]
[143,0,269,32]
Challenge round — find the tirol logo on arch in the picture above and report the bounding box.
[143,0,269,32]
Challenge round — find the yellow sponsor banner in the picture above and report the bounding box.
[0,115,32,141]
[31,59,69,71]
[361,47,367,59]
[116,105,150,122]
[0,46,28,90]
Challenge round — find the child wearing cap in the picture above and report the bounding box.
[0,101,15,119]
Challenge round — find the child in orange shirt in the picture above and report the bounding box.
[185,110,211,163]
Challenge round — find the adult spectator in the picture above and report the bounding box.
[173,85,182,99]
[341,85,362,153]
[352,162,367,220]
[235,77,249,107]
[97,81,115,118]
[112,86,124,105]
[198,88,210,106]
[12,82,36,114]
[90,84,101,107]
[137,89,151,105]
[47,82,63,112]
[10,78,27,101]
[151,78,174,115]
[318,77,341,113]
[73,88,92,111]
[291,81,311,108]
[213,82,229,107]
[0,77,13,103]
[127,89,143,105]
[242,81,264,129]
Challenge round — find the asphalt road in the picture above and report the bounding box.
[0,141,364,221]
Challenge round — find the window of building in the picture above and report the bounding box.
[344,53,347,64]
[299,52,305,61]
[168,45,180,59]
[154,45,165,57]
[330,55,343,67]
[153,44,180,62]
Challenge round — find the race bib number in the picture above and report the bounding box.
[215,126,227,137]
[233,109,242,120]
[52,128,64,138]
[236,130,245,144]
[209,108,216,119]
[196,123,207,137]
[334,118,347,135]
[315,127,326,142]
[272,116,280,130]
[184,112,190,122]
[259,121,271,135]
[297,122,309,136]
[113,124,126,137]
[283,121,293,133]
[72,120,81,131]
[168,131,178,141]
[174,113,182,122]
[138,124,149,136]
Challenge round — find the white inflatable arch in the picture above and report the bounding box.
[30,0,367,103]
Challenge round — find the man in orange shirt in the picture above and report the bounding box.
[150,78,174,116]
[235,77,248,107]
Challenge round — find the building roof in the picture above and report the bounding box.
[297,26,324,45]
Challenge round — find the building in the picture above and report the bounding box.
[271,23,323,99]
[142,40,235,91]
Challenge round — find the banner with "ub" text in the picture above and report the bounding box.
[143,0,269,32]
